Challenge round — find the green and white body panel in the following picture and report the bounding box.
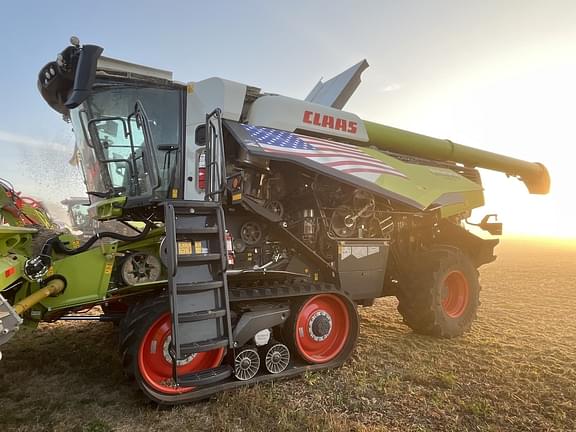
[183,82,484,217]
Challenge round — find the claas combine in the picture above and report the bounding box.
[0,38,550,404]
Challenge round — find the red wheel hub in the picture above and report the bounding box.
[294,294,350,364]
[138,313,225,394]
[441,270,470,318]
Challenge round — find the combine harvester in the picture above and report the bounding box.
[0,38,549,404]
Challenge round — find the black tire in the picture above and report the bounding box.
[101,301,129,326]
[119,295,169,381]
[397,246,480,338]
[118,294,226,403]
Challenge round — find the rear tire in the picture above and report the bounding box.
[119,295,225,401]
[397,246,480,338]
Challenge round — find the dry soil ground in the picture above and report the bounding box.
[1,239,575,431]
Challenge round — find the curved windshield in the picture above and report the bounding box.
[70,85,183,200]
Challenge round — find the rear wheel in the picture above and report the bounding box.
[397,246,480,338]
[287,294,358,364]
[119,295,225,400]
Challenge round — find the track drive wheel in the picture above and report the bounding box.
[119,295,225,403]
[286,293,358,364]
[397,246,480,338]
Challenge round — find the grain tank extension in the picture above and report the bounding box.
[0,38,549,404]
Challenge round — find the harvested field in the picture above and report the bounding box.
[1,239,575,431]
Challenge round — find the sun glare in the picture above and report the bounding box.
[374,48,576,242]
[464,62,576,242]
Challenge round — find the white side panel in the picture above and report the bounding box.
[246,95,369,142]
[186,77,247,125]
[97,56,173,80]
[184,78,247,200]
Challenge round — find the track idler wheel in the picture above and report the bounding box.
[263,343,290,374]
[286,294,358,365]
[234,348,260,381]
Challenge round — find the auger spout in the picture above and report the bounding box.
[364,121,550,194]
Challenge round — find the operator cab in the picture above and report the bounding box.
[38,39,187,209]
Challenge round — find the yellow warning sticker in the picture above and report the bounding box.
[232,193,242,201]
[194,241,203,254]
[178,241,193,255]
[104,263,114,274]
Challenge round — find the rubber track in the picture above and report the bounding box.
[119,280,358,405]
[229,278,346,302]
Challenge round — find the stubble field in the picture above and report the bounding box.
[1,239,575,431]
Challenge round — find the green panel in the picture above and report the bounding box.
[88,196,127,221]
[355,146,485,212]
[0,254,25,291]
[40,243,116,311]
[0,226,35,256]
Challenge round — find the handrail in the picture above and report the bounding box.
[165,203,178,277]
[205,108,226,202]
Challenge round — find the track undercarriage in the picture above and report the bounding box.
[120,279,359,404]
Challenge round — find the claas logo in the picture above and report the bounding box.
[302,110,358,134]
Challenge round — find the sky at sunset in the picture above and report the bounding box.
[0,0,574,240]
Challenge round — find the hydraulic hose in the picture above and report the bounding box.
[52,220,154,255]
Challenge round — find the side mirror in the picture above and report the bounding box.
[479,214,503,236]
[65,44,104,109]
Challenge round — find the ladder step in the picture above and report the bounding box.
[178,309,227,323]
[176,226,219,235]
[178,253,222,263]
[180,337,229,355]
[173,201,220,210]
[165,198,232,363]
[178,365,232,387]
[176,281,224,294]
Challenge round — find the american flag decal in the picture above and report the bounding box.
[240,124,407,182]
